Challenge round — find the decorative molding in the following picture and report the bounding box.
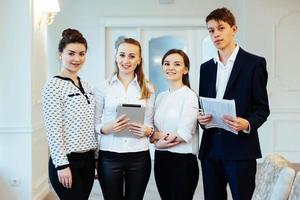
[274,10,300,91]
[99,17,206,27]
[0,122,44,135]
[99,16,206,79]
[271,108,300,114]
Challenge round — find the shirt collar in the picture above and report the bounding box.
[110,74,118,83]
[110,74,140,89]
[213,45,240,64]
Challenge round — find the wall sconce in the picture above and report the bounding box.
[39,0,60,26]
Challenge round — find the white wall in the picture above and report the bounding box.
[1,1,299,199]
[0,0,32,199]
[0,0,31,127]
[48,0,300,162]
[47,0,300,162]
[0,0,49,199]
[47,0,245,87]
[242,0,300,161]
[31,0,51,198]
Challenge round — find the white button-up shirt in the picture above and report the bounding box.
[214,46,250,133]
[154,86,199,155]
[94,75,155,153]
[215,45,239,99]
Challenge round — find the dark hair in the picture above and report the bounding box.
[206,7,236,27]
[114,37,152,99]
[58,28,88,53]
[161,49,191,88]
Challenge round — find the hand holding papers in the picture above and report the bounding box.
[199,97,237,134]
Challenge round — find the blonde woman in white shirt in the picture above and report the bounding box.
[94,38,155,200]
[150,49,199,200]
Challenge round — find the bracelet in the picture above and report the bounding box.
[148,127,155,138]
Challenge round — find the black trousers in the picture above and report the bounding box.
[200,133,257,200]
[48,150,95,200]
[97,150,151,200]
[154,150,199,200]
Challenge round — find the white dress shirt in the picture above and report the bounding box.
[215,45,239,99]
[214,45,251,133]
[94,75,155,153]
[154,86,199,155]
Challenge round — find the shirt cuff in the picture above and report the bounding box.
[242,122,251,134]
[56,164,69,170]
[177,128,193,142]
[95,124,103,134]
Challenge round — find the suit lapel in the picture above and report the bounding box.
[223,48,245,98]
[208,60,218,98]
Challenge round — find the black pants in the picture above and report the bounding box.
[201,133,257,200]
[97,150,151,200]
[48,150,95,200]
[154,150,199,200]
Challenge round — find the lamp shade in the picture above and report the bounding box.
[43,0,60,13]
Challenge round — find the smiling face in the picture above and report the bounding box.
[115,42,141,76]
[207,19,237,52]
[59,43,86,74]
[162,53,188,83]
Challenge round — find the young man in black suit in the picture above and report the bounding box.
[197,7,270,200]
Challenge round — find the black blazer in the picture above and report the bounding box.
[198,48,270,160]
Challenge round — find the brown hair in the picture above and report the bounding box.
[58,28,87,52]
[114,37,152,99]
[206,7,236,27]
[161,49,191,88]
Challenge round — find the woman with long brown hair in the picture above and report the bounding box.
[150,49,199,200]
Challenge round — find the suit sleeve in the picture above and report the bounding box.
[198,63,207,130]
[247,58,270,131]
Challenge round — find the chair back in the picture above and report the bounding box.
[288,171,300,200]
[252,154,295,200]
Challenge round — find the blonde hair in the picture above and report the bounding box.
[113,37,153,99]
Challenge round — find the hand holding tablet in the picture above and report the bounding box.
[114,104,145,138]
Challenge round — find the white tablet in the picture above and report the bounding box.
[114,104,145,138]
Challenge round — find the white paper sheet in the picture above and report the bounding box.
[199,96,237,134]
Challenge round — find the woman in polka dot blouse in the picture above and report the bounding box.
[42,28,97,200]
